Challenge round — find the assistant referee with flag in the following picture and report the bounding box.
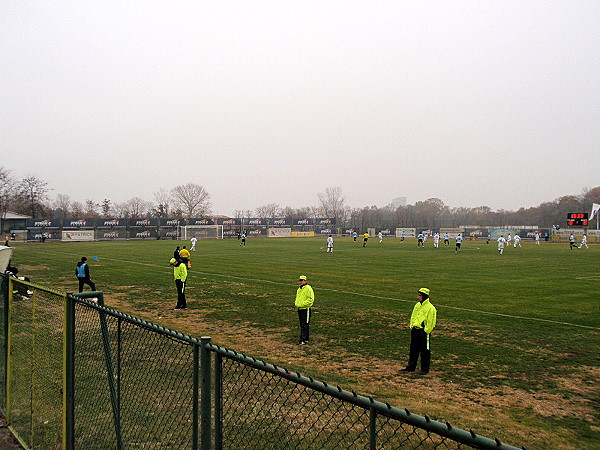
[295,275,314,345]
[401,288,437,375]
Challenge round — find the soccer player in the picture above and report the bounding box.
[363,232,370,247]
[580,234,589,249]
[497,235,506,254]
[190,236,197,251]
[378,231,383,243]
[569,233,578,250]
[240,232,246,247]
[433,233,440,248]
[326,234,334,253]
[506,233,512,247]
[400,231,405,241]
[417,232,424,248]
[535,232,540,245]
[353,231,357,242]
[455,234,462,252]
[513,234,521,248]
[443,233,450,246]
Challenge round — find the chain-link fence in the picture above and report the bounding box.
[0,274,522,449]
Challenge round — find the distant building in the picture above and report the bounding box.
[391,197,407,209]
[1,211,30,234]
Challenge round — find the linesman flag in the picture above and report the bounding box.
[590,203,600,221]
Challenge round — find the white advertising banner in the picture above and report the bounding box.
[395,228,416,238]
[62,230,95,241]
[268,228,292,238]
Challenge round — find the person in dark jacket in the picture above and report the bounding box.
[75,257,96,293]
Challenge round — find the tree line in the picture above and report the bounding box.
[1,167,598,228]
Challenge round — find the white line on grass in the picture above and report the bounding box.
[39,249,600,331]
[576,275,600,280]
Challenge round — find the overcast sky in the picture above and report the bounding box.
[2,1,599,216]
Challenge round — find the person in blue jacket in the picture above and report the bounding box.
[75,257,96,293]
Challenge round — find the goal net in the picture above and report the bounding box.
[182,225,224,239]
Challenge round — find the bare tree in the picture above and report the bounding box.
[71,201,85,217]
[125,197,152,217]
[0,167,18,221]
[53,194,72,219]
[112,201,131,218]
[17,174,51,217]
[153,188,172,217]
[171,183,211,217]
[254,203,281,218]
[85,199,99,217]
[318,187,346,219]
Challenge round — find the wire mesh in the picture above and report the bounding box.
[0,274,518,450]
[74,301,198,448]
[217,355,476,449]
[8,279,63,449]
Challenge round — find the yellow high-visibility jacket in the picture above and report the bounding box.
[173,263,188,282]
[295,284,314,309]
[409,299,436,334]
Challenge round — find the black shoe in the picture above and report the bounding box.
[400,368,415,372]
[419,371,429,375]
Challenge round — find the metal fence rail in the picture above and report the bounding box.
[0,274,522,449]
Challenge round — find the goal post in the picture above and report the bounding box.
[182,225,224,239]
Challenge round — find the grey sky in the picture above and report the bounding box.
[2,1,599,216]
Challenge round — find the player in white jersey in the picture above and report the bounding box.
[433,233,440,248]
[535,232,540,245]
[378,231,383,243]
[327,235,334,252]
[580,234,588,249]
[506,233,512,246]
[513,234,521,248]
[443,233,450,246]
[190,236,197,251]
[497,235,506,254]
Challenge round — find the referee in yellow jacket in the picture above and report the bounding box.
[401,288,437,375]
[295,275,314,345]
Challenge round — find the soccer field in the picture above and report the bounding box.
[8,237,600,448]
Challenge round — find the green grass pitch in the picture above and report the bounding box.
[8,237,600,449]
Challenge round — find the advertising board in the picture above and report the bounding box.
[268,228,292,238]
[62,230,95,241]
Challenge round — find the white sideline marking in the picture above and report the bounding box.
[576,275,600,280]
[38,249,600,331]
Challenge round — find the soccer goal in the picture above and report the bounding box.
[182,225,224,239]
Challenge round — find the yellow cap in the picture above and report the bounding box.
[299,275,307,281]
[418,287,430,296]
[170,258,176,264]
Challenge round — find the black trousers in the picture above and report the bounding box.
[78,277,96,293]
[406,328,431,372]
[175,279,187,309]
[298,308,311,342]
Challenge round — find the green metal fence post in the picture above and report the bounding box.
[97,301,124,449]
[369,407,377,450]
[200,337,212,450]
[64,293,75,450]
[214,352,222,450]
[2,274,9,413]
[192,343,199,450]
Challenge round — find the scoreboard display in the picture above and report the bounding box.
[567,213,588,226]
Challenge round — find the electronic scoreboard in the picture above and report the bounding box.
[567,213,588,226]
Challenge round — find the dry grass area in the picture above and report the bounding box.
[103,294,597,450]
